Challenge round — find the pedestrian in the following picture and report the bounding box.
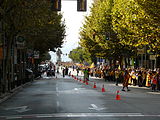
[142,71,147,87]
[157,71,160,91]
[138,71,143,87]
[146,71,152,87]
[57,66,59,74]
[115,69,120,86]
[65,66,68,75]
[119,70,124,83]
[69,71,71,77]
[76,67,79,76]
[151,74,157,92]
[62,68,65,77]
[103,69,108,82]
[84,68,89,81]
[86,68,90,81]
[131,71,137,86]
[122,70,131,91]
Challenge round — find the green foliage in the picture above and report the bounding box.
[40,52,51,61]
[1,0,66,54]
[112,0,160,50]
[69,47,92,64]
[80,0,160,62]
[79,0,135,61]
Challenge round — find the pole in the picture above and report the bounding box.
[145,45,147,68]
[141,54,143,68]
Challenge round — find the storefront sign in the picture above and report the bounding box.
[150,55,156,60]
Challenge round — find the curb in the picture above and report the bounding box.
[0,81,33,104]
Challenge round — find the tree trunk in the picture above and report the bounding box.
[119,56,123,70]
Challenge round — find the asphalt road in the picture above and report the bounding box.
[0,72,160,120]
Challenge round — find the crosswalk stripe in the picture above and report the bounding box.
[1,113,160,119]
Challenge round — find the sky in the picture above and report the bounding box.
[50,0,93,63]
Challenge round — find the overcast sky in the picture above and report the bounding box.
[50,0,93,62]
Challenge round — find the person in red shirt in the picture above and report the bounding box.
[122,70,131,91]
[151,74,157,92]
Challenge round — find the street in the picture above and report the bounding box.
[0,71,160,120]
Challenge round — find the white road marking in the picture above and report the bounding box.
[147,92,160,94]
[36,115,53,118]
[5,106,31,113]
[88,104,106,111]
[1,113,160,119]
[74,88,78,91]
[74,88,86,91]
[56,86,58,91]
[57,101,60,107]
[5,106,26,110]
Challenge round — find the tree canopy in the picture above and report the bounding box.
[79,0,160,65]
[0,0,66,54]
[79,0,135,63]
[112,0,160,50]
[69,47,92,64]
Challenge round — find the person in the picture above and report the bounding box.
[146,71,152,87]
[62,68,65,77]
[122,70,131,91]
[84,68,89,81]
[142,71,147,87]
[76,67,79,76]
[115,69,120,86]
[157,71,160,91]
[151,74,157,92]
[131,71,137,86]
[69,71,71,77]
[138,71,143,87]
[57,66,59,74]
[86,68,90,81]
[103,68,107,82]
[65,66,68,75]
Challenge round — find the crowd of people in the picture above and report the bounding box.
[89,66,160,92]
[39,62,160,92]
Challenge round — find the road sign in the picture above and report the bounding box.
[150,55,156,60]
[137,48,145,54]
[34,51,39,59]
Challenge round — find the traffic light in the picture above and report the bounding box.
[105,32,110,40]
[50,0,61,11]
[106,36,110,40]
[77,0,87,12]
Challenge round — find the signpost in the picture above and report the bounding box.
[34,51,40,59]
[150,55,156,60]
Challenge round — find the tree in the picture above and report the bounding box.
[0,0,66,93]
[41,52,51,61]
[112,0,160,51]
[69,47,92,64]
[79,0,135,67]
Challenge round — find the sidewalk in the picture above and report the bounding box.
[69,69,160,96]
[0,82,33,104]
